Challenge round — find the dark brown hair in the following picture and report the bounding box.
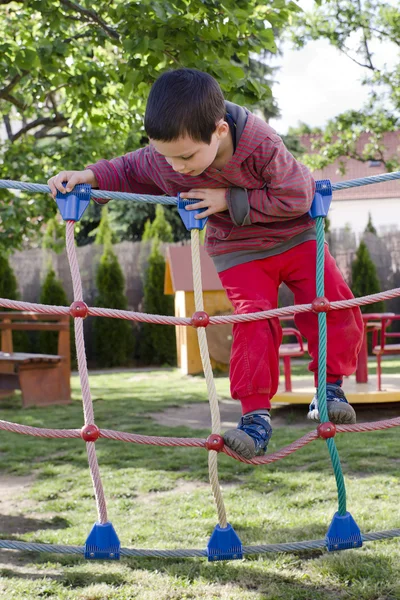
[144,69,225,144]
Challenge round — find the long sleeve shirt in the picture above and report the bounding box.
[87,102,316,272]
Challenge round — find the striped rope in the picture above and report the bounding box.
[1,528,400,558]
[1,170,400,203]
[66,220,108,524]
[315,216,347,516]
[1,287,400,326]
[190,228,227,529]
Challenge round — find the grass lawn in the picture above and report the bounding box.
[0,362,399,599]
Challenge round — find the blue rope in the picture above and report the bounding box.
[0,170,399,204]
[331,171,400,191]
[0,529,400,557]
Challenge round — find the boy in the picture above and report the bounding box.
[48,68,363,460]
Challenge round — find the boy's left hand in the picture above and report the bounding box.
[180,188,228,219]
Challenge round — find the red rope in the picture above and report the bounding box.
[1,285,400,326]
[1,416,399,465]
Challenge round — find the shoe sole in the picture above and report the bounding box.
[223,429,256,460]
[308,402,356,425]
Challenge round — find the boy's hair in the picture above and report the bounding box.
[144,68,225,144]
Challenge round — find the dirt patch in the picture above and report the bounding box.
[0,475,35,513]
[148,400,400,431]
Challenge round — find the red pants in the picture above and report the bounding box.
[218,241,363,414]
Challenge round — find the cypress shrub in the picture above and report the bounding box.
[0,253,28,352]
[139,238,176,365]
[92,244,134,367]
[144,205,173,242]
[0,253,18,300]
[38,268,76,367]
[351,240,384,314]
[351,240,384,354]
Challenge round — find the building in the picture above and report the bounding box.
[164,245,233,375]
[301,130,400,235]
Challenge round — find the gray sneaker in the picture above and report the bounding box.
[307,383,356,424]
[223,412,272,460]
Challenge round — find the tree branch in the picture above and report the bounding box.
[338,44,377,71]
[356,0,375,71]
[0,91,28,111]
[3,115,13,140]
[0,70,29,97]
[59,0,120,40]
[11,115,68,142]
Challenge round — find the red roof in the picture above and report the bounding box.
[165,245,223,293]
[301,131,400,201]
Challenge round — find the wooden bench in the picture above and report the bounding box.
[372,314,400,391]
[0,312,71,407]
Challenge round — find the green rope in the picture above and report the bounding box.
[315,217,347,515]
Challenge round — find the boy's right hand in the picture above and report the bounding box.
[47,169,98,199]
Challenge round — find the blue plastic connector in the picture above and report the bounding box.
[56,183,91,221]
[177,193,208,230]
[326,511,363,551]
[207,523,243,561]
[85,521,121,560]
[308,179,332,218]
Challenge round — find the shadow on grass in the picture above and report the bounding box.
[0,514,69,537]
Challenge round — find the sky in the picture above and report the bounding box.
[268,38,371,134]
[269,0,396,135]
[267,0,400,235]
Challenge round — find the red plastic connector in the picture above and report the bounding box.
[70,301,89,318]
[205,434,225,452]
[317,422,336,439]
[192,311,210,328]
[81,424,100,442]
[312,297,331,313]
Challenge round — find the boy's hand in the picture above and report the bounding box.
[47,169,98,199]
[180,188,228,219]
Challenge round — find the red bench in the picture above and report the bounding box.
[280,327,307,392]
[372,314,400,391]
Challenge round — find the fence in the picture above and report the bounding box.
[9,228,400,360]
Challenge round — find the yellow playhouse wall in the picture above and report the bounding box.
[174,290,232,375]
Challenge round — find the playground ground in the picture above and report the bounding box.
[0,359,399,599]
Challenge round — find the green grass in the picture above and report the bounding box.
[0,364,399,599]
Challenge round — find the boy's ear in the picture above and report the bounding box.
[215,119,229,139]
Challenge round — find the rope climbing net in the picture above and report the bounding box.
[0,171,400,561]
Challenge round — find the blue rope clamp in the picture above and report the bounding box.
[207,523,243,561]
[309,179,332,218]
[326,511,363,551]
[177,193,208,230]
[56,183,91,221]
[85,521,121,560]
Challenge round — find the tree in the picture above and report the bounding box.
[92,243,134,367]
[0,0,299,252]
[142,205,173,243]
[365,213,377,235]
[0,253,18,301]
[290,0,400,173]
[42,216,65,254]
[0,252,28,351]
[93,204,113,246]
[139,239,176,365]
[351,240,384,314]
[39,268,70,355]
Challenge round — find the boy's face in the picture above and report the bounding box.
[150,120,230,176]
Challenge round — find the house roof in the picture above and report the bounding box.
[300,130,400,201]
[164,245,224,294]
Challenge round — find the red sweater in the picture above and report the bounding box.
[87,104,316,272]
